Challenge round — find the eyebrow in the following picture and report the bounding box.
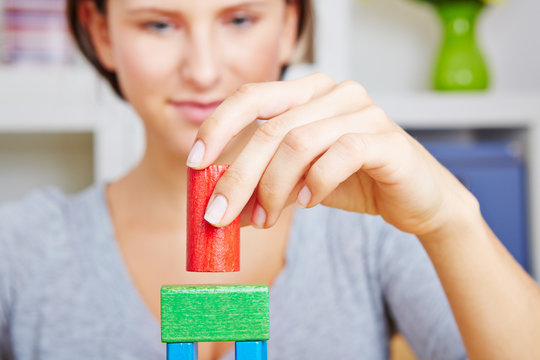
[125,7,179,16]
[219,0,270,9]
[125,0,270,15]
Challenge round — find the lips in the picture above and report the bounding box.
[168,100,223,125]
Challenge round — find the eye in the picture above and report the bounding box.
[143,20,174,33]
[228,14,255,28]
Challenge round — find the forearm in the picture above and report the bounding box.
[418,209,540,360]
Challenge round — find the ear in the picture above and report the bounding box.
[278,1,300,66]
[78,0,116,71]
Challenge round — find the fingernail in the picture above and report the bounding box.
[187,140,205,168]
[204,194,227,225]
[252,203,267,229]
[297,185,311,208]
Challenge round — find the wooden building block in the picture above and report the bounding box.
[235,341,267,360]
[167,343,198,360]
[187,165,240,272]
[161,284,269,343]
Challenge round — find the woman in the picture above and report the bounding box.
[1,0,539,359]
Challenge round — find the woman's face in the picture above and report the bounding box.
[90,0,299,158]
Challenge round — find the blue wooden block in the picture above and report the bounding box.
[235,341,267,360]
[167,343,198,360]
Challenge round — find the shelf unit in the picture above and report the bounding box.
[0,65,144,184]
[374,91,540,279]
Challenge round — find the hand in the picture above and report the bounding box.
[187,73,478,236]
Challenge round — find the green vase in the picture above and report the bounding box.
[433,2,490,91]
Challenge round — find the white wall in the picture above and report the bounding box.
[312,0,540,92]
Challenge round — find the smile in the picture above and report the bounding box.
[168,100,224,125]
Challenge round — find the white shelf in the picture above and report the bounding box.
[2,66,539,130]
[0,65,144,183]
[374,92,540,128]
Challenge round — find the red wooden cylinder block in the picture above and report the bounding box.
[187,165,240,272]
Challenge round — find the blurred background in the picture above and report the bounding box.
[0,0,538,357]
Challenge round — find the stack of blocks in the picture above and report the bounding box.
[161,285,269,359]
[161,166,270,360]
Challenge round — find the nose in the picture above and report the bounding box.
[180,25,220,91]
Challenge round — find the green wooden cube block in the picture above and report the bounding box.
[161,284,269,343]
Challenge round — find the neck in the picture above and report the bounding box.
[137,137,189,205]
[107,142,188,231]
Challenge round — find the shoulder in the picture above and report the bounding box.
[0,187,72,318]
[0,187,69,248]
[0,184,106,276]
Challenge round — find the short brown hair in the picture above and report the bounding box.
[66,0,314,99]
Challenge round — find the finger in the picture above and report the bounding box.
[251,179,304,229]
[203,83,376,227]
[300,131,413,209]
[239,192,257,227]
[257,105,392,227]
[187,73,336,169]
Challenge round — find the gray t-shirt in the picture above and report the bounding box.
[0,184,466,360]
